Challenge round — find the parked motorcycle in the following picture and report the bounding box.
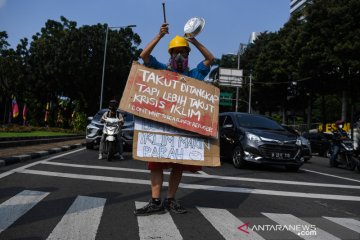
[103,117,121,161]
[329,137,359,170]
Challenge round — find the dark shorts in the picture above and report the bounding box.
[147,162,202,173]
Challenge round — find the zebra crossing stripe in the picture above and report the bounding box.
[323,217,360,233]
[135,201,182,240]
[42,161,360,189]
[197,207,265,240]
[18,169,360,202]
[46,196,106,240]
[0,190,49,234]
[262,213,341,240]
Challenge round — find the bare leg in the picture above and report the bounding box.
[151,169,163,198]
[134,168,165,216]
[167,169,183,198]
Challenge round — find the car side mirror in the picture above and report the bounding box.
[87,116,93,124]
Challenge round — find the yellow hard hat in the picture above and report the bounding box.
[168,35,191,54]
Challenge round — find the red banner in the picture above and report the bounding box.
[119,62,220,138]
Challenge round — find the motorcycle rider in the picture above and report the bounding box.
[98,100,124,160]
[329,120,348,167]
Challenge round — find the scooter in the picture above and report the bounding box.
[103,117,121,161]
[329,138,358,170]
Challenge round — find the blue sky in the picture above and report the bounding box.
[0,0,290,68]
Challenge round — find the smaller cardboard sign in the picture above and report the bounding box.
[119,62,220,138]
[132,117,220,167]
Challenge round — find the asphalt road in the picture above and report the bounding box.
[0,148,359,240]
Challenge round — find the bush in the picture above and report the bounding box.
[71,112,88,132]
[0,124,84,134]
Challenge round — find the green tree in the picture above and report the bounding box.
[0,32,31,123]
[26,16,141,126]
[299,0,360,122]
[241,32,292,120]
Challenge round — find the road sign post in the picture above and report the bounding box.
[218,68,243,112]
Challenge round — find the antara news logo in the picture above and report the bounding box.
[238,222,317,237]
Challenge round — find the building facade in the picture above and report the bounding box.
[290,0,312,15]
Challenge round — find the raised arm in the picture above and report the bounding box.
[118,114,124,125]
[187,37,215,67]
[140,23,169,64]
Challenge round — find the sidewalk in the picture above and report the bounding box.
[0,138,85,167]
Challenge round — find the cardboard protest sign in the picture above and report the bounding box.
[119,61,220,138]
[132,117,220,167]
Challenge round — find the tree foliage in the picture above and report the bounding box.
[211,0,360,124]
[0,16,141,127]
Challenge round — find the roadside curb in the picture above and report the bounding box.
[0,142,85,168]
[0,135,84,148]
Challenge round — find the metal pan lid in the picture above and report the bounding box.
[184,17,205,39]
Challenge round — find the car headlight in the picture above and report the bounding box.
[300,137,310,146]
[296,137,302,146]
[87,126,99,137]
[246,132,261,143]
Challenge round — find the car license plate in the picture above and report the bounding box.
[271,152,291,159]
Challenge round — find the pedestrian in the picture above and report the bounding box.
[134,22,214,216]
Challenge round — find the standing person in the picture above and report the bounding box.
[134,23,214,216]
[98,100,124,160]
[329,120,348,167]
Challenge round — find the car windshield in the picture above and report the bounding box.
[92,110,133,122]
[235,114,284,130]
[123,113,134,122]
[93,111,105,122]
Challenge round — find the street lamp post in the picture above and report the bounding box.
[226,50,241,112]
[234,43,247,112]
[248,74,252,113]
[235,50,240,112]
[237,98,253,112]
[99,24,136,110]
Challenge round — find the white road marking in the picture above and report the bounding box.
[302,169,360,183]
[42,161,360,190]
[43,161,150,173]
[198,207,265,240]
[135,201,182,240]
[46,195,106,240]
[323,217,360,233]
[18,169,360,201]
[0,148,85,179]
[0,190,50,233]
[197,171,209,175]
[262,213,341,240]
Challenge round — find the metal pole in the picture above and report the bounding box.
[99,25,136,110]
[235,88,239,112]
[100,26,109,110]
[235,47,240,112]
[248,74,252,113]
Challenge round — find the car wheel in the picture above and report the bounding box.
[285,165,300,172]
[345,155,356,170]
[86,142,94,149]
[232,146,246,169]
